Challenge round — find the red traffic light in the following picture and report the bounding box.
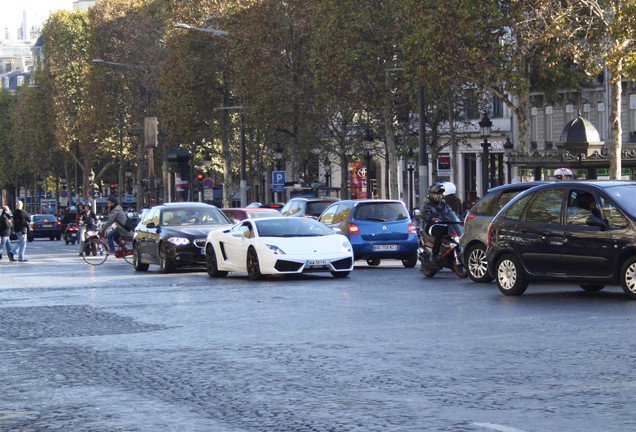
[110,184,115,188]
[196,173,204,180]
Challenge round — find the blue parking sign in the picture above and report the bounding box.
[273,171,286,185]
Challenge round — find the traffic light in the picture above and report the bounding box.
[109,183,116,195]
[196,173,204,190]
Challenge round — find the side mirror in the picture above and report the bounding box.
[586,215,608,231]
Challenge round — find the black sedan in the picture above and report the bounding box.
[29,214,62,241]
[132,202,231,273]
[486,181,636,298]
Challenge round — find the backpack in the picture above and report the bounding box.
[123,215,139,231]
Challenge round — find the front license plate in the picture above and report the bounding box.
[373,244,398,251]
[306,259,328,267]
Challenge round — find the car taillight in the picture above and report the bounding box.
[408,222,417,234]
[57,221,61,227]
[348,223,360,235]
[465,212,477,222]
[487,223,493,247]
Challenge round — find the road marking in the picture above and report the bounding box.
[0,410,40,420]
[473,423,527,432]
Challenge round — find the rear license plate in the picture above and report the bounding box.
[43,224,53,228]
[373,244,398,251]
[306,259,328,267]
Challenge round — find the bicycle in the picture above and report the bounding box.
[81,230,134,266]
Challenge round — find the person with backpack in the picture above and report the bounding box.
[97,196,133,254]
[0,205,16,261]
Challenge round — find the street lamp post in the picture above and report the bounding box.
[363,129,374,199]
[274,142,284,203]
[503,136,514,184]
[324,157,331,190]
[407,148,415,214]
[36,176,42,214]
[479,112,493,196]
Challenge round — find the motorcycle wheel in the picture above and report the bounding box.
[452,255,470,278]
[420,253,438,278]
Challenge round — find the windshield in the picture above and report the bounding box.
[161,208,229,226]
[255,218,334,237]
[604,184,636,216]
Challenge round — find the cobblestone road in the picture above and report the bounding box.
[1,239,636,431]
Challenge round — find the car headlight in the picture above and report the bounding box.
[342,241,352,253]
[267,244,286,254]
[168,237,190,246]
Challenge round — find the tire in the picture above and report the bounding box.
[466,243,493,283]
[366,258,381,266]
[402,254,418,268]
[246,247,263,281]
[159,243,175,273]
[82,240,108,266]
[133,243,149,272]
[206,244,228,278]
[453,255,470,279]
[620,256,636,298]
[420,253,437,278]
[331,271,350,278]
[495,254,528,296]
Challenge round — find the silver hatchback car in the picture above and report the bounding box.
[460,182,548,282]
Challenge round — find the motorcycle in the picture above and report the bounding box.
[418,220,469,278]
[64,223,78,245]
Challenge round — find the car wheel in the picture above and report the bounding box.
[580,284,605,292]
[366,258,381,267]
[206,244,228,278]
[495,254,528,296]
[133,243,149,272]
[620,256,636,298]
[467,243,494,283]
[159,243,175,273]
[402,254,418,268]
[331,271,350,278]
[246,247,263,281]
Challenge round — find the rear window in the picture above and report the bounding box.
[354,202,409,222]
[306,201,334,217]
[470,191,498,215]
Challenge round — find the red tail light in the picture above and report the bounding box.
[465,212,477,222]
[348,223,360,235]
[408,222,417,234]
[487,224,493,247]
[57,221,62,227]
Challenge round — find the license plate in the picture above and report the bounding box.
[43,224,53,228]
[373,244,398,251]
[306,259,328,267]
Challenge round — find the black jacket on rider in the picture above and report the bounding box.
[421,197,459,227]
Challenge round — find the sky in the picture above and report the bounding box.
[1,0,74,40]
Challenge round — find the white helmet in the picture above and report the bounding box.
[442,182,456,196]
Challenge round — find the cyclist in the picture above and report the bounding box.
[421,183,459,264]
[98,196,133,254]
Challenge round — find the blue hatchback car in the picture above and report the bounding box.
[318,199,419,267]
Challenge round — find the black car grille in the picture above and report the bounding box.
[331,257,353,270]
[275,260,303,272]
[193,238,206,248]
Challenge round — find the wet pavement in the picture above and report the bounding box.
[2,239,636,431]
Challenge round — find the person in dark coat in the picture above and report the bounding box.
[12,200,30,262]
[420,183,459,263]
[0,205,16,261]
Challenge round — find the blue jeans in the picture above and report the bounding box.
[1,235,14,257]
[16,231,27,261]
[107,229,120,253]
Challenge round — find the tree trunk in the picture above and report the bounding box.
[609,76,622,180]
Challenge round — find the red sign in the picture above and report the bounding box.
[203,178,215,189]
[60,190,69,198]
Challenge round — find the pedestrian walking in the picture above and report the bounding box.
[0,205,16,261]
[12,200,31,262]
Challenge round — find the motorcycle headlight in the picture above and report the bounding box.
[452,235,461,243]
[267,244,286,254]
[342,241,352,253]
[168,237,190,246]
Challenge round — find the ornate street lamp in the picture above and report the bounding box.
[479,111,493,196]
[407,148,415,214]
[503,136,514,184]
[363,129,374,198]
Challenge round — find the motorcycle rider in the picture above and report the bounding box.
[98,196,132,254]
[421,183,460,264]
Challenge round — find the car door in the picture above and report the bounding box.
[137,207,160,262]
[514,188,566,276]
[222,221,253,267]
[561,189,626,278]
